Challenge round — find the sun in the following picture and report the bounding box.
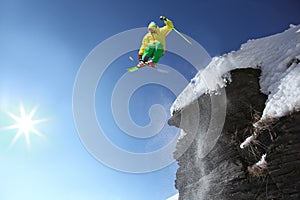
[2,104,48,148]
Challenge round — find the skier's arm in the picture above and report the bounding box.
[164,18,174,29]
[159,17,174,36]
[138,35,148,60]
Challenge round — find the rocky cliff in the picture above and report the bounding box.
[168,68,300,199]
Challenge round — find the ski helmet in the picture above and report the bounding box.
[148,21,157,33]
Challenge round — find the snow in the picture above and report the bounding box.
[256,153,267,167]
[248,153,268,176]
[171,25,300,122]
[240,135,255,149]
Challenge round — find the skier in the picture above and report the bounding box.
[137,16,174,68]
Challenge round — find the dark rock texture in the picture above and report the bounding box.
[169,68,300,200]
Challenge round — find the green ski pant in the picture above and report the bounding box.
[142,41,163,63]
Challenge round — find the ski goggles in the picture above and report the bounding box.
[148,27,157,33]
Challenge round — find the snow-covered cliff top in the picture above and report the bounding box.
[171,24,300,121]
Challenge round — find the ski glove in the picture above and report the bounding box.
[160,16,167,21]
[160,16,174,29]
[138,55,149,62]
[138,54,143,61]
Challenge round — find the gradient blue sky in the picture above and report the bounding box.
[0,0,300,200]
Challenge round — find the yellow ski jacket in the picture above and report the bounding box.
[138,19,174,56]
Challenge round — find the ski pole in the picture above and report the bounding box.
[160,16,192,45]
[172,27,192,45]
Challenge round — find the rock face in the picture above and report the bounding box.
[168,68,300,200]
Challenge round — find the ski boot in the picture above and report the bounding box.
[147,60,157,68]
[137,61,146,68]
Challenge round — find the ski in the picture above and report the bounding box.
[127,65,168,73]
[127,66,139,72]
[127,61,168,73]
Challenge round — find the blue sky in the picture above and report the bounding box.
[0,0,300,200]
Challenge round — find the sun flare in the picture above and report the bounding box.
[2,104,48,148]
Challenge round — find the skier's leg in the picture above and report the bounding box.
[142,44,155,61]
[151,42,163,63]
